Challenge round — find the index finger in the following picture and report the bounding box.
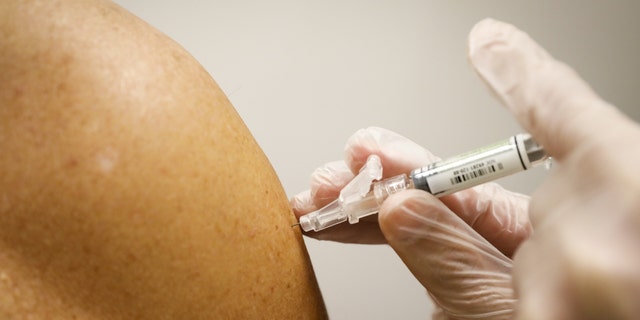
[468,18,636,160]
[344,127,439,176]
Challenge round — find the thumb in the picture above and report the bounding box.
[468,18,635,161]
[379,190,515,319]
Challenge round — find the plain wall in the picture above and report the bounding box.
[114,1,640,318]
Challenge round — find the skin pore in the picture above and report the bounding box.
[0,0,326,318]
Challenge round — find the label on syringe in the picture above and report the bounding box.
[412,137,526,196]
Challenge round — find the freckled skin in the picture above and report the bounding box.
[0,0,326,319]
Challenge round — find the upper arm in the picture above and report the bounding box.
[0,1,326,318]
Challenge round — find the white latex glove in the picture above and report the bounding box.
[469,19,640,319]
[292,18,640,319]
[291,126,531,318]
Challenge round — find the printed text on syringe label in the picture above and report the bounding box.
[450,161,505,185]
[426,146,524,196]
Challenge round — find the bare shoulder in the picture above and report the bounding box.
[0,1,326,318]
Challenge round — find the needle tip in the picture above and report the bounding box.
[291,223,300,228]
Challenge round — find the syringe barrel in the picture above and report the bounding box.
[410,134,547,197]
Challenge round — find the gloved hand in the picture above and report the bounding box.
[470,19,640,319]
[291,125,531,318]
[291,19,640,319]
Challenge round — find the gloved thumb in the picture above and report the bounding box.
[379,189,515,319]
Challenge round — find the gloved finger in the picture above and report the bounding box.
[288,160,355,218]
[345,126,532,257]
[309,160,354,209]
[344,127,439,176]
[379,189,515,319]
[442,183,531,258]
[290,190,316,218]
[467,18,635,161]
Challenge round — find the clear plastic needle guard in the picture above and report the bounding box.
[298,133,549,232]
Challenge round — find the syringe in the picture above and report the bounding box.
[298,133,548,232]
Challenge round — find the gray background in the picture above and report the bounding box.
[114,1,640,318]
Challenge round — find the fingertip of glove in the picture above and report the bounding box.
[467,18,524,77]
[344,127,438,175]
[310,161,351,185]
[468,18,509,55]
[344,127,387,171]
[466,18,554,132]
[308,161,353,206]
[289,190,316,217]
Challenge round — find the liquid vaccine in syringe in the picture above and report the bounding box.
[298,133,548,232]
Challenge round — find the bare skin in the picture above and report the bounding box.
[0,0,326,318]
